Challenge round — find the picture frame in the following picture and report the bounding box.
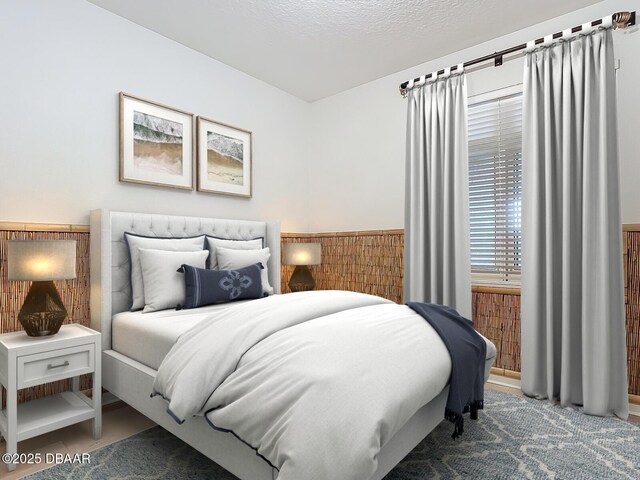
[197,116,252,197]
[119,92,194,190]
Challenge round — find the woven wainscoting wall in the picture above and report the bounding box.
[0,224,91,407]
[625,230,640,397]
[281,231,404,303]
[1,223,638,404]
[472,290,521,372]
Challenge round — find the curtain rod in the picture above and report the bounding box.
[398,11,636,97]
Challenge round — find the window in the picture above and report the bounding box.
[468,86,522,285]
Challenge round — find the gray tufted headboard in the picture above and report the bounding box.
[89,209,281,350]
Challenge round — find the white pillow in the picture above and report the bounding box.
[216,247,273,296]
[138,248,209,313]
[124,233,205,311]
[206,237,263,270]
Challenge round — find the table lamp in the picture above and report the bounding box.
[7,240,77,337]
[282,243,321,292]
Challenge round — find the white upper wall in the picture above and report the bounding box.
[0,0,311,231]
[1,0,638,234]
[307,0,640,231]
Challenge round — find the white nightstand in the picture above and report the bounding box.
[0,324,101,472]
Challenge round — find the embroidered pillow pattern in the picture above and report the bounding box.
[219,270,254,300]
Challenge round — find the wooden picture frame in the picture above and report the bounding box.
[119,92,194,190]
[196,116,252,197]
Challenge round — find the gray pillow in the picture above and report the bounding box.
[205,236,263,270]
[124,233,205,310]
[179,263,264,309]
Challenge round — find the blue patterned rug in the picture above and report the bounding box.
[25,389,640,479]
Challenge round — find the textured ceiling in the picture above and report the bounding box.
[87,0,600,102]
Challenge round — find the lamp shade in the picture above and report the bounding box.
[8,240,77,281]
[282,243,321,266]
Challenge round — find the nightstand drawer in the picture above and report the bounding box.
[17,343,95,389]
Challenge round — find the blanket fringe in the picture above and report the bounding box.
[446,400,484,439]
[445,408,465,439]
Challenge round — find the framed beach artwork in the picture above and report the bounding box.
[197,116,252,197]
[119,92,194,190]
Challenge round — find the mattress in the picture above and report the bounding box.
[111,301,251,370]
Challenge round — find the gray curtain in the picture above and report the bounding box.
[521,28,628,418]
[404,72,471,318]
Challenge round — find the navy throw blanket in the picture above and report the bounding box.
[408,302,486,439]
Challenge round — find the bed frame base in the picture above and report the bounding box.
[103,349,448,480]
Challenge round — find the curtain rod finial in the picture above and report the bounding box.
[613,11,635,28]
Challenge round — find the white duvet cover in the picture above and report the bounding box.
[153,291,453,480]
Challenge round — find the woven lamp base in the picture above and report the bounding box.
[288,265,316,292]
[18,281,67,337]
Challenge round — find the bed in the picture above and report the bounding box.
[90,209,496,480]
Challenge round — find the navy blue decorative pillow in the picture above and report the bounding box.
[177,263,264,309]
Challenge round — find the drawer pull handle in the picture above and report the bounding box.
[47,360,70,369]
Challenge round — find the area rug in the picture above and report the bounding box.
[25,390,640,479]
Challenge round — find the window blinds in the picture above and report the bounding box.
[468,90,523,284]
